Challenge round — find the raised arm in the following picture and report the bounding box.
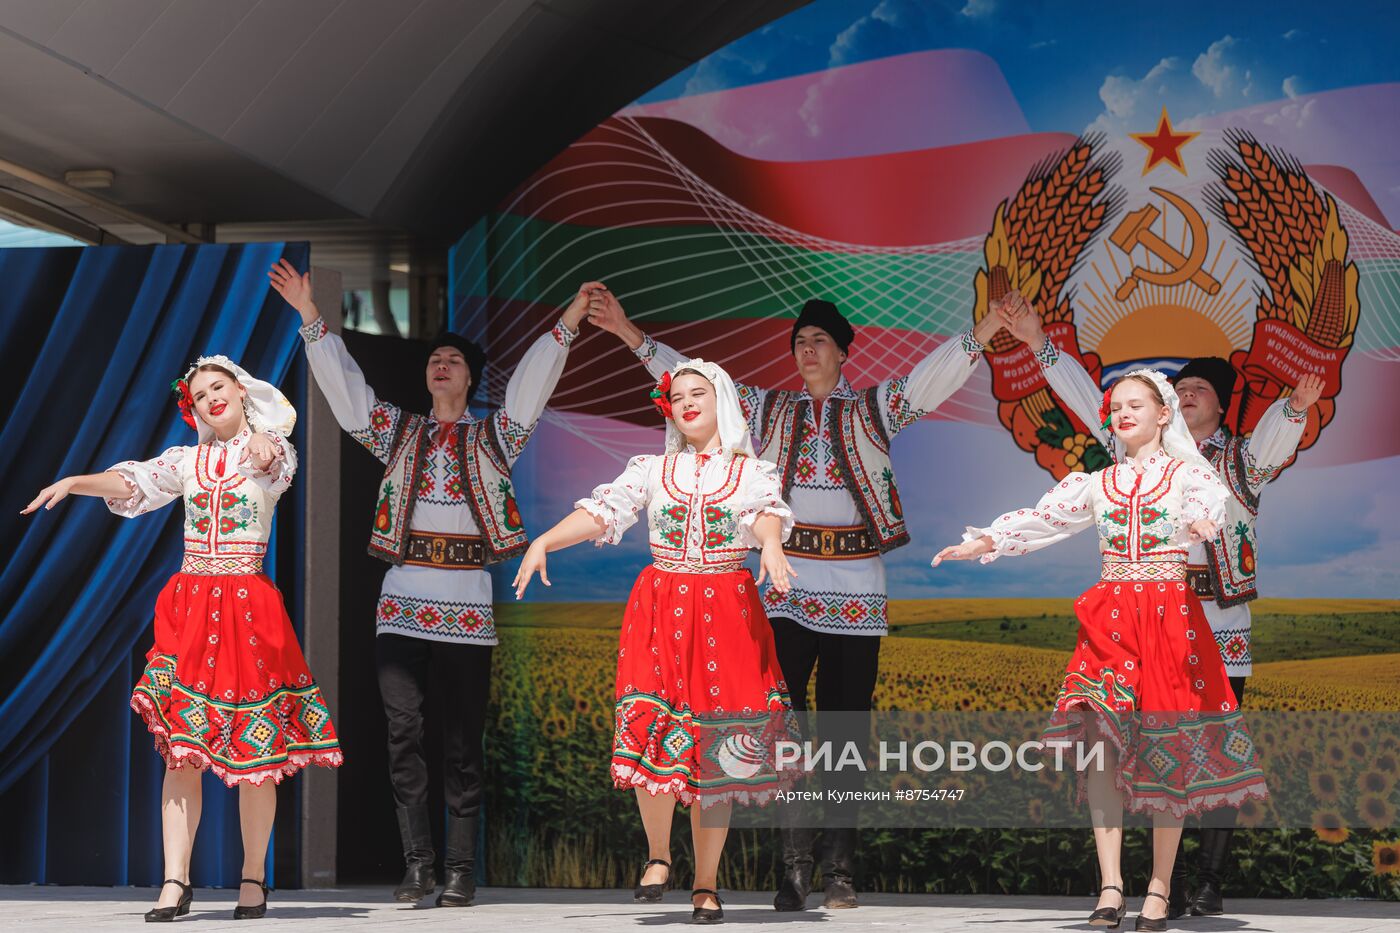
[931,471,1096,566]
[270,260,405,463]
[588,289,766,435]
[491,284,597,465]
[880,311,1002,435]
[1241,374,1320,491]
[999,292,1115,452]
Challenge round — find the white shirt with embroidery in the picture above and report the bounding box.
[1035,343,1307,675]
[105,427,296,574]
[301,316,576,646]
[576,449,794,569]
[963,451,1228,567]
[636,330,983,636]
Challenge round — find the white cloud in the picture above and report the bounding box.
[1282,28,1303,40]
[1096,57,1180,120]
[1192,35,1238,97]
[960,0,996,17]
[1029,38,1057,49]
[1282,74,1303,99]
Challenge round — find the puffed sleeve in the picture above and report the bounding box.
[243,433,297,497]
[958,471,1096,563]
[300,316,404,464]
[1178,460,1227,529]
[575,455,654,546]
[1241,397,1308,492]
[734,457,794,548]
[104,446,188,517]
[878,329,984,436]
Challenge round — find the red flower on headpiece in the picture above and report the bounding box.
[650,371,674,419]
[1098,387,1113,430]
[171,378,197,430]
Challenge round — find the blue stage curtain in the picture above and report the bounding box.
[0,242,310,887]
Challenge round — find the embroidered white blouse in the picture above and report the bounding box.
[300,316,576,646]
[105,428,296,575]
[962,451,1228,576]
[577,450,794,572]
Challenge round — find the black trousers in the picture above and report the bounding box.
[770,613,882,877]
[375,633,493,818]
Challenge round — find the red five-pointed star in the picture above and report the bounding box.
[1130,107,1200,176]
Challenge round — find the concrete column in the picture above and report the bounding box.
[300,266,342,887]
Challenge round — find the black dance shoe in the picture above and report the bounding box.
[232,878,269,920]
[633,858,670,903]
[1134,891,1170,931]
[1088,884,1125,928]
[144,879,193,922]
[690,888,724,924]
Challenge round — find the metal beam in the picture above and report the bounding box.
[0,156,202,244]
[0,189,125,244]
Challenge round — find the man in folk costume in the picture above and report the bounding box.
[996,292,1323,919]
[590,291,1003,910]
[270,260,596,907]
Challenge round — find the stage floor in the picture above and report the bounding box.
[2,885,1397,930]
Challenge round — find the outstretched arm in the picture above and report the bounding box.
[931,471,1096,567]
[511,508,608,598]
[23,471,133,514]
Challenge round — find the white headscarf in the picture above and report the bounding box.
[660,358,755,459]
[1119,368,1212,470]
[180,355,297,444]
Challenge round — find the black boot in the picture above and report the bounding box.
[393,805,436,903]
[1190,827,1234,916]
[436,813,478,907]
[773,827,816,911]
[818,828,858,909]
[1167,832,1190,919]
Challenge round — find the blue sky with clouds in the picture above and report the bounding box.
[639,0,1400,136]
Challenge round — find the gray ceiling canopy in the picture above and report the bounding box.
[0,0,808,244]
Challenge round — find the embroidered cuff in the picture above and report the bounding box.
[634,333,658,362]
[1281,401,1307,422]
[1033,337,1060,368]
[552,317,578,349]
[959,329,985,357]
[299,317,329,343]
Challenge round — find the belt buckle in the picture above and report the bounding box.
[819,529,836,557]
[429,536,448,565]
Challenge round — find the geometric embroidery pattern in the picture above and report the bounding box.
[376,593,495,644]
[761,586,887,634]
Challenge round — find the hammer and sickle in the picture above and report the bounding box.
[1110,187,1221,301]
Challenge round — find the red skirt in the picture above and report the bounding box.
[1044,577,1268,818]
[130,571,344,787]
[611,565,799,808]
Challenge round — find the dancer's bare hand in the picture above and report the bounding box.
[756,541,797,595]
[1290,372,1324,411]
[268,259,316,324]
[512,541,550,599]
[245,433,279,471]
[931,536,994,566]
[1187,519,1219,544]
[22,477,75,514]
[563,282,607,331]
[994,290,1046,349]
[586,288,629,336]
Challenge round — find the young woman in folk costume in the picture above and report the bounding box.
[995,291,1323,918]
[588,290,1005,911]
[23,358,342,922]
[932,369,1268,932]
[513,359,799,925]
[269,260,592,908]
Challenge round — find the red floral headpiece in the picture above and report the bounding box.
[1097,387,1113,430]
[650,371,673,419]
[170,378,197,430]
